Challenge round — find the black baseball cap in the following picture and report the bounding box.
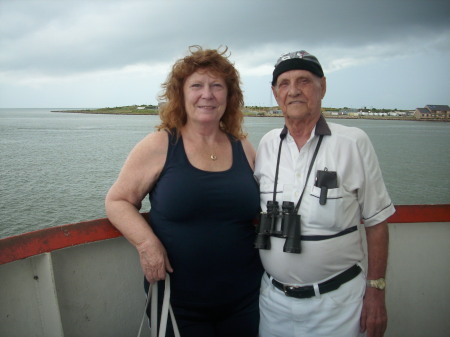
[272,50,324,85]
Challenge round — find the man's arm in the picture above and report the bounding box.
[360,221,389,337]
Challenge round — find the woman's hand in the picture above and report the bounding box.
[137,237,173,283]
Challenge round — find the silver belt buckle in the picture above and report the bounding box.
[283,285,298,294]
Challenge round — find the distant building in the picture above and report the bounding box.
[414,105,449,120]
[348,112,361,117]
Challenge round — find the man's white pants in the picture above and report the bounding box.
[259,271,366,337]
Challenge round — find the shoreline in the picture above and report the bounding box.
[51,109,450,122]
[52,110,159,116]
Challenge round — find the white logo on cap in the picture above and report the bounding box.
[275,50,311,66]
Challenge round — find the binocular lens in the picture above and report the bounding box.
[283,214,301,253]
[254,201,301,254]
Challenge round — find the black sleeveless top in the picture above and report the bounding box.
[148,131,263,306]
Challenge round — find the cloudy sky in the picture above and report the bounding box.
[0,0,448,110]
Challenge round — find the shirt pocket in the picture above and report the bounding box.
[260,183,298,203]
[306,185,344,231]
[259,183,297,234]
[259,183,280,210]
[259,182,284,201]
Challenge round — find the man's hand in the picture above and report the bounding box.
[360,287,387,337]
[362,221,389,337]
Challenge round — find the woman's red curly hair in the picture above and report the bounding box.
[156,46,246,139]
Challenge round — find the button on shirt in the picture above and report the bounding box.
[254,116,395,285]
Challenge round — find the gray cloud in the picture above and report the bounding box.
[1,0,448,73]
[0,0,448,108]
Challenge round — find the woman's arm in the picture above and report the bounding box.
[105,131,173,283]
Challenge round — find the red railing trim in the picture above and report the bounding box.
[0,218,122,265]
[388,204,450,223]
[1,205,449,265]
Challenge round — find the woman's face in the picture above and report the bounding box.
[183,69,228,126]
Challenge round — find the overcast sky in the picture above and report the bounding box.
[0,0,448,110]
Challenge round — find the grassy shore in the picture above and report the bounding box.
[52,106,160,115]
[52,105,420,120]
[52,105,267,117]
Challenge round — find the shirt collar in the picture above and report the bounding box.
[282,114,331,141]
[314,114,331,136]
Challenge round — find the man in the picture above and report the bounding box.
[254,50,395,337]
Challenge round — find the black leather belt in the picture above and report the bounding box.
[270,264,361,299]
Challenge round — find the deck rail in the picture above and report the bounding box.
[1,204,449,265]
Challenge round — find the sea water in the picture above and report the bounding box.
[1,108,449,238]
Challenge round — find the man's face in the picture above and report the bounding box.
[272,69,326,121]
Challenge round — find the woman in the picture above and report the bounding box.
[105,46,263,337]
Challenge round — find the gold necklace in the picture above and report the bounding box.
[210,153,217,161]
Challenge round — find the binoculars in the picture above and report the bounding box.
[255,200,301,254]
